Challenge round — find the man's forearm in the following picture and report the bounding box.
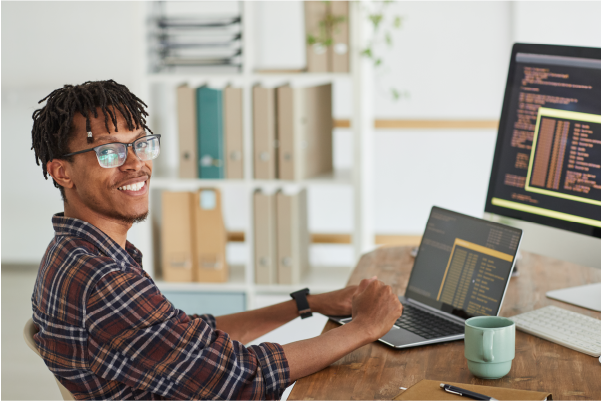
[215,300,299,344]
[214,295,329,344]
[282,321,372,382]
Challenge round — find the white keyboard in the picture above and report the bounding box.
[508,305,601,357]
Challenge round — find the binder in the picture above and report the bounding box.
[253,86,278,179]
[276,188,309,285]
[223,87,244,179]
[161,191,196,282]
[197,87,224,178]
[330,1,350,73]
[254,189,278,284]
[304,1,330,72]
[304,83,333,178]
[277,85,304,180]
[192,188,228,282]
[176,84,198,178]
[277,84,333,180]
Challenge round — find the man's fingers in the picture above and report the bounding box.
[357,277,374,292]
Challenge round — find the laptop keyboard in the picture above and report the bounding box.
[395,303,465,339]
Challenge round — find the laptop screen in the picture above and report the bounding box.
[405,207,523,319]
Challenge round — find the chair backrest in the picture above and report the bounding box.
[23,318,76,401]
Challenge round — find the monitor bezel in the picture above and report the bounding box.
[484,43,601,239]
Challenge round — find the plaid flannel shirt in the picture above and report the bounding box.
[32,213,290,400]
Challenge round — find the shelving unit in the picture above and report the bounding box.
[133,2,375,311]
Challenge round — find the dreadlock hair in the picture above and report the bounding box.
[31,80,152,202]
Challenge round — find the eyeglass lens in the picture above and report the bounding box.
[96,136,160,168]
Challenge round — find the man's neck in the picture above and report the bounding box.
[64,204,131,250]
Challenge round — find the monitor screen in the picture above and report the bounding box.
[485,44,601,238]
[405,207,522,319]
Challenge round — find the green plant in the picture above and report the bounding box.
[306,1,406,100]
[306,5,346,48]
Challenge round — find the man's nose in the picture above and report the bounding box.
[120,146,144,171]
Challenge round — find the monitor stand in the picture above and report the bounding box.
[546,282,601,312]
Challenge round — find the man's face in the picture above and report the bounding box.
[65,110,152,224]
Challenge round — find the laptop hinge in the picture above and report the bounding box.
[405,298,466,325]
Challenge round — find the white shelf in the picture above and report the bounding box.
[150,169,352,190]
[146,72,351,84]
[255,266,352,294]
[155,266,352,295]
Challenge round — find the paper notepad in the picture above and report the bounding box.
[393,380,552,400]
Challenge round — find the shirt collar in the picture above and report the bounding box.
[52,212,143,267]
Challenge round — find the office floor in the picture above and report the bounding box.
[2,265,329,400]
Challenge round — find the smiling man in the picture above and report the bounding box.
[30,80,403,400]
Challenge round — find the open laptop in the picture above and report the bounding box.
[331,206,523,348]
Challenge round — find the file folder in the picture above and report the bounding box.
[304,1,330,72]
[223,87,244,179]
[161,191,196,282]
[277,84,333,180]
[253,86,278,179]
[330,1,350,73]
[254,189,278,284]
[192,188,228,282]
[197,87,224,178]
[176,84,198,178]
[276,188,309,285]
[304,84,333,178]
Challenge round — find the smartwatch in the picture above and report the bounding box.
[290,288,313,319]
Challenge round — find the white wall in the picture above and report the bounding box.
[1,1,139,89]
[3,1,601,264]
[1,1,140,263]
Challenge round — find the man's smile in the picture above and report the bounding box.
[117,180,145,191]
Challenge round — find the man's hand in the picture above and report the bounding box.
[308,285,357,316]
[351,277,404,341]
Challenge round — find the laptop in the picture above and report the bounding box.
[330,206,523,348]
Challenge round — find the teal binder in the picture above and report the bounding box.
[197,87,224,178]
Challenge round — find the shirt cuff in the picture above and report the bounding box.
[247,342,291,399]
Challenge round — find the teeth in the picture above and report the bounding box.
[118,181,145,191]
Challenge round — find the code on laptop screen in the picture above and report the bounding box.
[405,207,522,318]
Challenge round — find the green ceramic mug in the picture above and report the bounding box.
[464,316,515,379]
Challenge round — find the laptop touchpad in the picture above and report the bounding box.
[380,327,424,346]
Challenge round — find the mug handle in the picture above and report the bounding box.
[483,331,494,362]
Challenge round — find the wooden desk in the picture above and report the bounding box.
[289,246,601,400]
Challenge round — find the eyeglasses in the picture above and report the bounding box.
[62,134,161,168]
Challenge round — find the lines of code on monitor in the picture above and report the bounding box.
[488,52,601,230]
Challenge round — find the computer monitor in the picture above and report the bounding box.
[484,43,601,311]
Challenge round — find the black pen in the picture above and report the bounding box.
[440,383,499,401]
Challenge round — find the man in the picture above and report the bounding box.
[31,80,403,400]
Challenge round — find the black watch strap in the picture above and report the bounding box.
[290,288,312,319]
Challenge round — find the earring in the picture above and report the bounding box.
[87,131,93,144]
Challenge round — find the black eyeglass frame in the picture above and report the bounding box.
[61,134,162,168]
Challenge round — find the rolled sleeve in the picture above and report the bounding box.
[248,343,291,398]
[85,270,291,400]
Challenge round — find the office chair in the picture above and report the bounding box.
[23,318,75,401]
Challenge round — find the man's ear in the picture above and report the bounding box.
[46,159,74,189]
